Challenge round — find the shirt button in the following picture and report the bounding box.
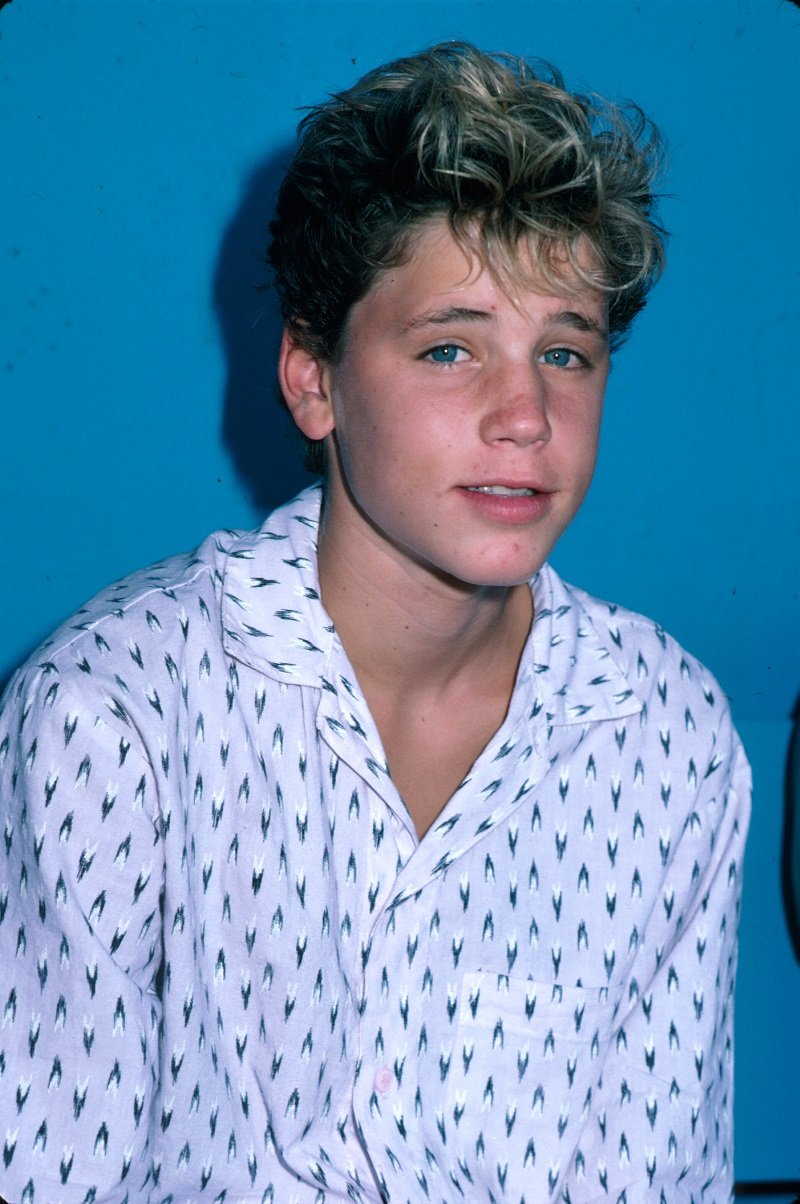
[373,1065,393,1094]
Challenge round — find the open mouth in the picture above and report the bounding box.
[465,485,538,496]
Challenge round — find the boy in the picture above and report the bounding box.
[0,43,749,1204]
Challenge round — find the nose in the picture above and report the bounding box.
[479,360,552,447]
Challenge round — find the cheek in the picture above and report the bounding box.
[583,414,603,459]
[575,399,604,457]
[333,405,417,517]
[554,406,602,498]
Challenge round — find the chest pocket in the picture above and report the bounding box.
[459,971,617,1042]
[443,972,620,1188]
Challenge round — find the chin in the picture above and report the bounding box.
[442,557,548,591]
[471,549,554,587]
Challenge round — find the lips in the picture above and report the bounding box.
[457,482,552,526]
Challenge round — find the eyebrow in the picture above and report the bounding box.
[401,306,492,333]
[550,309,609,341]
[401,305,608,342]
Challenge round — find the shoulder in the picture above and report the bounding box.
[6,486,321,687]
[0,535,236,806]
[560,571,728,711]
[1,487,324,749]
[539,566,749,794]
[4,528,236,696]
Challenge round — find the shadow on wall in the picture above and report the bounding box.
[0,149,310,700]
[783,699,800,963]
[213,144,310,516]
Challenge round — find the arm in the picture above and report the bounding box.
[0,663,165,1203]
[565,712,750,1200]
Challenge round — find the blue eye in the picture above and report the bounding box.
[427,344,464,364]
[542,347,582,368]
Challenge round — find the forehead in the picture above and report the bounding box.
[359,216,608,329]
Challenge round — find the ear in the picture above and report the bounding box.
[278,327,336,442]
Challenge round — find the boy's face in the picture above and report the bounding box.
[299,217,609,593]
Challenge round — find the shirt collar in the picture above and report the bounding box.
[221,484,336,684]
[527,566,643,726]
[220,485,642,725]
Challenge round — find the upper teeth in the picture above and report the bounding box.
[468,485,535,496]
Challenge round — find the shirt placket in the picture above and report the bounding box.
[313,674,419,1197]
[349,706,574,1199]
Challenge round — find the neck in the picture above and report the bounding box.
[315,488,536,837]
[317,504,533,700]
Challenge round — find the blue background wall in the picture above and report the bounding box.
[2,0,798,1181]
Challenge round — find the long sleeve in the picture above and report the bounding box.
[0,499,754,1204]
[0,662,165,1203]
[561,708,750,1201]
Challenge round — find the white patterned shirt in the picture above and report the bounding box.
[0,486,750,1204]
